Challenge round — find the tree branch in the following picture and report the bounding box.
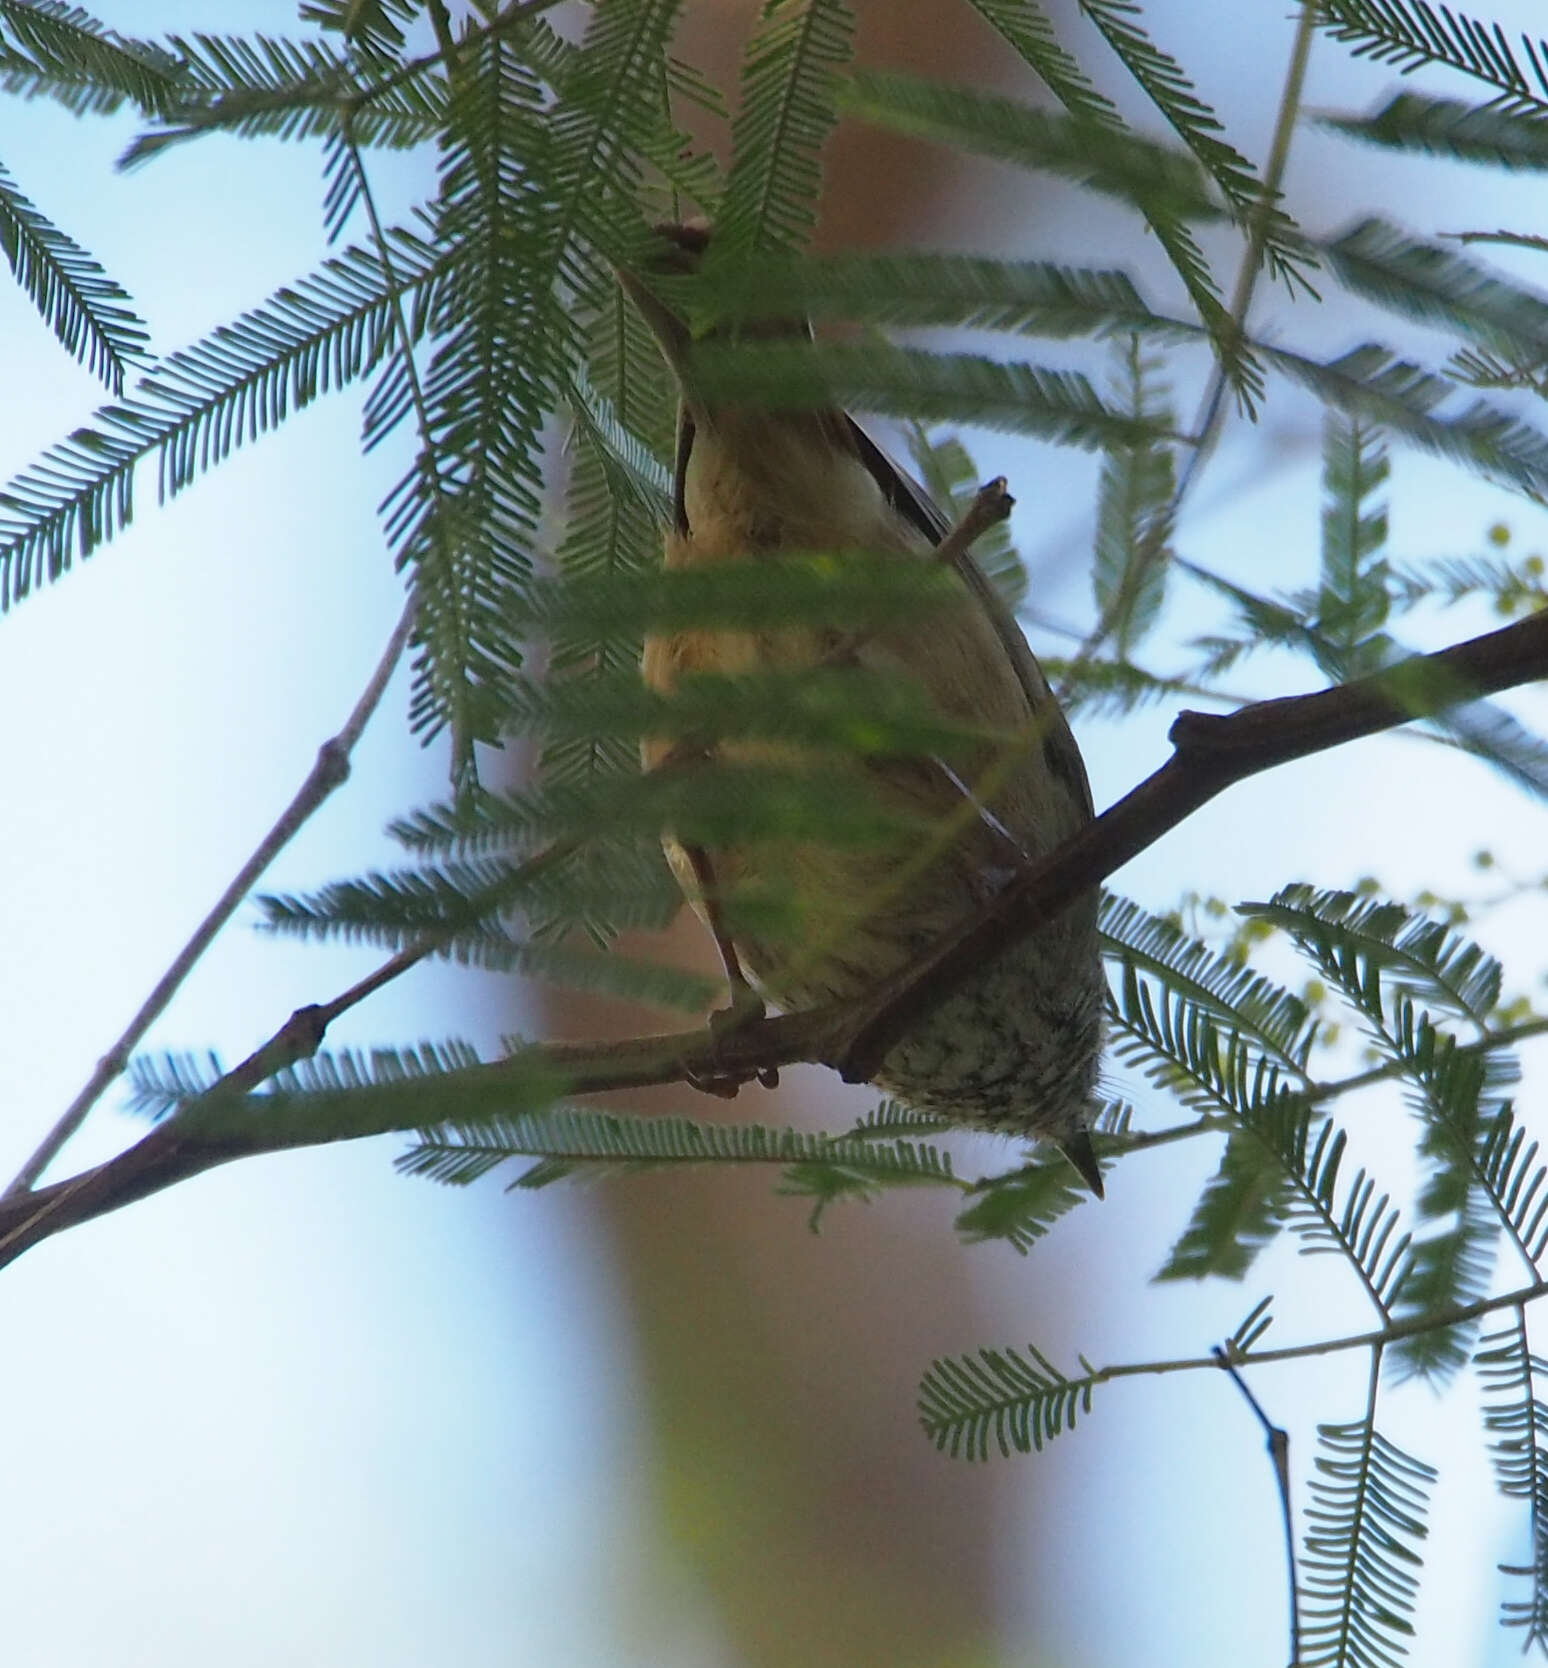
[0,594,418,1200]
[1,605,1545,1266]
[838,603,1548,1080]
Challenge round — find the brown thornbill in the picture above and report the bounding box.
[616,223,1106,1195]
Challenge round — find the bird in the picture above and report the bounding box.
[615,222,1106,1195]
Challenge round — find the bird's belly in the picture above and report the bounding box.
[643,546,1103,1141]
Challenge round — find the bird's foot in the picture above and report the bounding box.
[686,982,779,1097]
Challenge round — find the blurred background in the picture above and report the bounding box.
[3,2,1548,1664]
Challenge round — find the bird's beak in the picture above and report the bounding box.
[1059,1130,1105,1198]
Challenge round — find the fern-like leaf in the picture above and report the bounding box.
[119,30,443,167]
[1263,339,1548,500]
[686,338,1163,449]
[1301,1391,1436,1668]
[953,1155,1097,1252]
[1156,1129,1288,1280]
[1108,964,1409,1308]
[1318,410,1392,673]
[1477,1311,1548,1649]
[396,1106,957,1202]
[905,425,1027,609]
[0,0,181,115]
[715,0,853,257]
[1091,333,1175,653]
[1389,550,1548,615]
[1315,0,1548,115]
[1243,884,1503,1029]
[962,0,1118,129]
[545,299,674,801]
[300,0,418,56]
[687,247,1173,342]
[1042,655,1196,717]
[0,225,445,608]
[0,159,146,390]
[839,67,1262,398]
[918,1343,1097,1460]
[1324,92,1548,171]
[131,1040,569,1147]
[1479,1105,1548,1267]
[1100,892,1318,1073]
[394,0,692,768]
[1324,218,1548,367]
[1383,1001,1516,1381]
[839,67,1220,217]
[1076,0,1313,290]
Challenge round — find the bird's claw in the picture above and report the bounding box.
[686,984,779,1097]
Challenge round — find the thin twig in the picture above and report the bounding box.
[2,115,442,1199]
[0,606,1546,1261]
[1214,1345,1300,1667]
[1304,1015,1548,1106]
[0,596,418,1199]
[1058,1,1318,693]
[341,129,480,781]
[1174,0,1318,503]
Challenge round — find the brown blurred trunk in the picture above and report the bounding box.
[530,5,1074,1663]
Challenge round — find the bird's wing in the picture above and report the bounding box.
[845,418,1094,819]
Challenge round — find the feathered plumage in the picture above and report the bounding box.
[620,224,1106,1193]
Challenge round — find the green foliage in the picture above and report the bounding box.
[715,0,853,258]
[505,663,1022,761]
[1090,334,1176,653]
[1315,0,1548,114]
[1325,92,1548,170]
[918,1343,1097,1460]
[1323,219,1548,366]
[548,296,677,788]
[1042,654,1197,717]
[1477,1312,1548,1647]
[130,1040,569,1145]
[961,0,1121,132]
[1155,1129,1289,1280]
[838,66,1220,219]
[1390,550,1548,616]
[1074,0,1313,292]
[905,423,1028,609]
[397,1104,958,1214]
[0,224,445,607]
[1106,950,1413,1305]
[1244,884,1505,1029]
[1099,891,1319,1071]
[686,338,1166,446]
[953,1153,1099,1252]
[1300,1399,1436,1668]
[492,548,964,639]
[118,31,442,167]
[0,1,180,115]
[1262,339,1548,499]
[838,66,1261,398]
[1240,886,1540,1381]
[687,247,1173,342]
[0,158,144,389]
[1317,412,1391,673]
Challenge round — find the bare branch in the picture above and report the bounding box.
[0,605,1544,1264]
[0,594,418,1199]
